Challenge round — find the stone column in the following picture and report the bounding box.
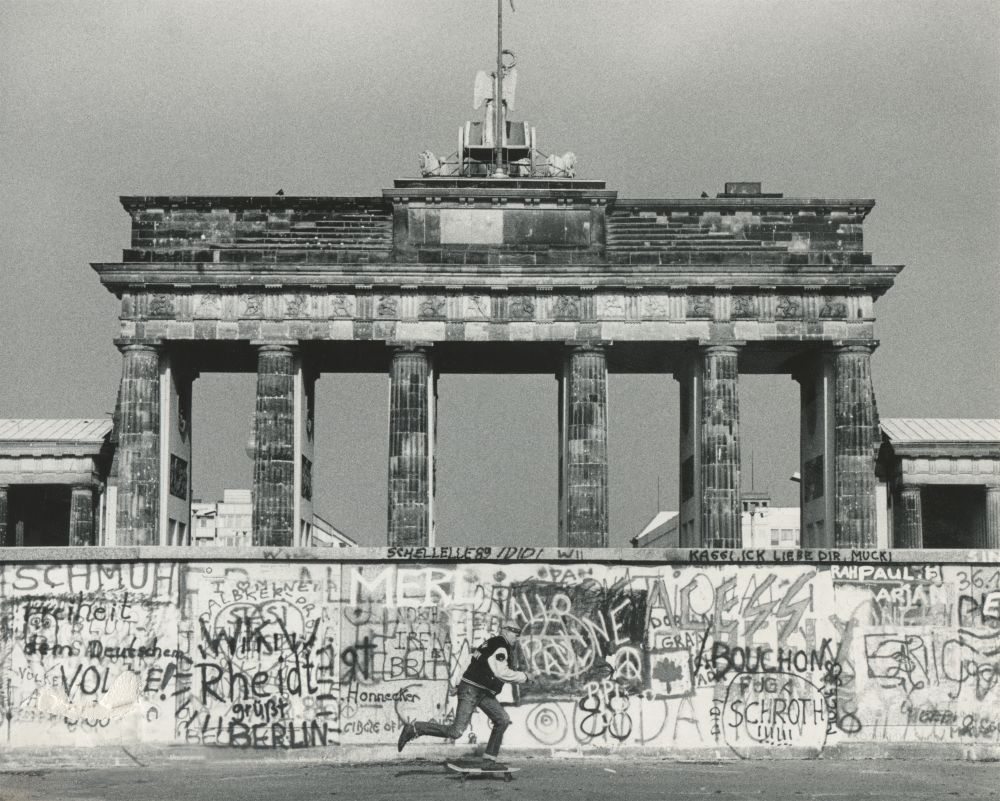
[116,343,161,546]
[0,485,8,547]
[252,344,296,546]
[985,486,1000,549]
[700,344,741,548]
[895,484,923,548]
[69,485,96,546]
[388,347,434,547]
[559,345,609,547]
[833,344,878,548]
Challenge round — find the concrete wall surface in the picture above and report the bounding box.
[1,547,998,760]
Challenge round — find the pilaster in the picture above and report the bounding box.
[0,485,8,547]
[159,352,195,546]
[676,361,701,547]
[68,485,96,547]
[895,484,924,548]
[294,362,317,547]
[985,486,1000,549]
[795,356,836,548]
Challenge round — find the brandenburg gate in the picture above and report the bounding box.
[91,53,901,551]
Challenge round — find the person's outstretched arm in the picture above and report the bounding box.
[488,647,528,683]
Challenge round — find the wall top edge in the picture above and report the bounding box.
[391,178,609,190]
[385,187,616,198]
[116,196,877,214]
[90,264,905,279]
[1,546,997,565]
[119,196,389,213]
[616,198,876,211]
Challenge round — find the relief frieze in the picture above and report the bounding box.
[687,294,713,318]
[194,294,221,318]
[128,288,840,335]
[644,295,669,319]
[376,295,399,318]
[330,293,354,318]
[465,294,489,319]
[819,297,849,318]
[240,293,264,317]
[419,294,446,320]
[731,295,758,319]
[552,294,580,320]
[285,293,308,318]
[301,455,313,501]
[776,296,803,319]
[148,293,175,318]
[507,295,535,321]
[168,454,188,500]
[599,294,625,318]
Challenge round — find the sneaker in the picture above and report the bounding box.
[480,758,508,771]
[397,722,417,752]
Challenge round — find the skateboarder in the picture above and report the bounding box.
[397,622,527,768]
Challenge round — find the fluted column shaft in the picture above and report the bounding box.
[834,345,878,548]
[253,344,296,546]
[560,346,609,547]
[116,344,160,545]
[69,485,96,546]
[895,484,923,548]
[700,345,741,548]
[985,486,1000,549]
[388,347,433,546]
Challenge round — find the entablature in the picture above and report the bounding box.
[92,261,903,297]
[107,282,883,347]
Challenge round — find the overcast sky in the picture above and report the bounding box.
[1,1,997,547]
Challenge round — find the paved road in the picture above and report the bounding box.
[1,757,998,800]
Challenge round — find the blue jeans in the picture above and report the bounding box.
[412,681,511,758]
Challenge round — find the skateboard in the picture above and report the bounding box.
[445,762,520,782]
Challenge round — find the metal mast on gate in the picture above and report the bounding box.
[493,0,505,177]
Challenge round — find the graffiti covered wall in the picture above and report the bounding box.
[1,549,999,759]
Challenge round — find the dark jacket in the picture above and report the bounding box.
[461,635,528,694]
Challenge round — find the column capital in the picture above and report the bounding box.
[251,340,297,353]
[565,340,608,354]
[698,341,745,354]
[114,339,162,354]
[831,339,879,354]
[389,342,434,354]
[986,485,1000,495]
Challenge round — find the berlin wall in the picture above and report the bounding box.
[1,547,999,760]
